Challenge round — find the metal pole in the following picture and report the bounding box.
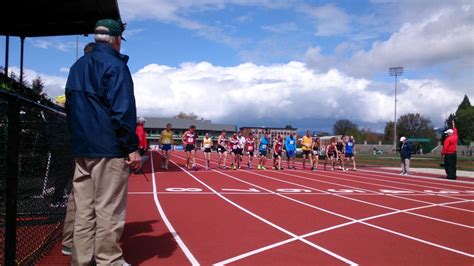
[394,74,397,147]
[20,36,25,87]
[76,35,78,60]
[4,36,9,77]
[5,94,20,266]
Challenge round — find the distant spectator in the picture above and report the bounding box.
[136,117,148,156]
[442,120,458,180]
[399,136,411,176]
[83,42,95,54]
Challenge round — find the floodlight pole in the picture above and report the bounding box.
[389,67,403,150]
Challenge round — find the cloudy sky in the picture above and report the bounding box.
[1,0,473,132]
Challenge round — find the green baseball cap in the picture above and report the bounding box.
[95,19,126,41]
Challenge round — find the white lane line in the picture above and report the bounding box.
[216,198,474,265]
[240,169,474,229]
[362,168,474,186]
[167,157,358,266]
[327,169,474,196]
[175,154,474,262]
[149,152,200,265]
[272,155,474,187]
[175,153,474,226]
[282,169,474,213]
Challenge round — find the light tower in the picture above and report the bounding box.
[389,66,403,149]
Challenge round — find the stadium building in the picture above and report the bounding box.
[141,117,237,146]
[239,125,298,140]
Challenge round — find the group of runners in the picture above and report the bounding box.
[158,125,357,171]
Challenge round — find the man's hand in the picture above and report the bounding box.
[126,150,142,170]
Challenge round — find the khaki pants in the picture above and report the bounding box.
[72,157,129,266]
[401,158,410,174]
[62,192,75,249]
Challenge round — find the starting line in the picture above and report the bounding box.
[160,187,474,195]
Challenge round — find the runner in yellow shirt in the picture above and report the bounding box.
[301,130,313,170]
[160,123,174,170]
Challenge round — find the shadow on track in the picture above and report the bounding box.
[121,220,178,264]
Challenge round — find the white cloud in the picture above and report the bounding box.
[10,67,67,98]
[59,67,70,73]
[304,4,350,36]
[28,39,77,52]
[345,5,474,77]
[132,61,464,127]
[261,22,298,33]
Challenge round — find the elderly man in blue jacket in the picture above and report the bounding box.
[65,19,141,266]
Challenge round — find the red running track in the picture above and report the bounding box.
[40,150,474,265]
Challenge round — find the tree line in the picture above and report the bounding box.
[333,95,473,146]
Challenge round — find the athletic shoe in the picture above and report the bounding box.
[353,168,357,171]
[232,166,237,170]
[61,246,72,256]
[311,167,314,171]
[403,173,409,176]
[257,165,261,170]
[261,166,266,170]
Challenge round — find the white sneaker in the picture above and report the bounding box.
[61,246,72,256]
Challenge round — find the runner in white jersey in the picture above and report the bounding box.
[237,131,246,169]
[202,132,213,170]
[217,130,228,169]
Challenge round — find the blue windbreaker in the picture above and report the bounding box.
[65,43,138,158]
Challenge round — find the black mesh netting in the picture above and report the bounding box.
[0,93,74,265]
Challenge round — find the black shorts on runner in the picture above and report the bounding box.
[328,151,337,158]
[204,148,212,153]
[217,145,227,153]
[302,150,311,156]
[232,149,240,155]
[248,151,254,157]
[273,151,282,158]
[259,150,267,156]
[345,153,354,158]
[185,144,195,152]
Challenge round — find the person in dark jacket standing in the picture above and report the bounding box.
[399,136,411,176]
[442,120,458,180]
[65,19,141,266]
